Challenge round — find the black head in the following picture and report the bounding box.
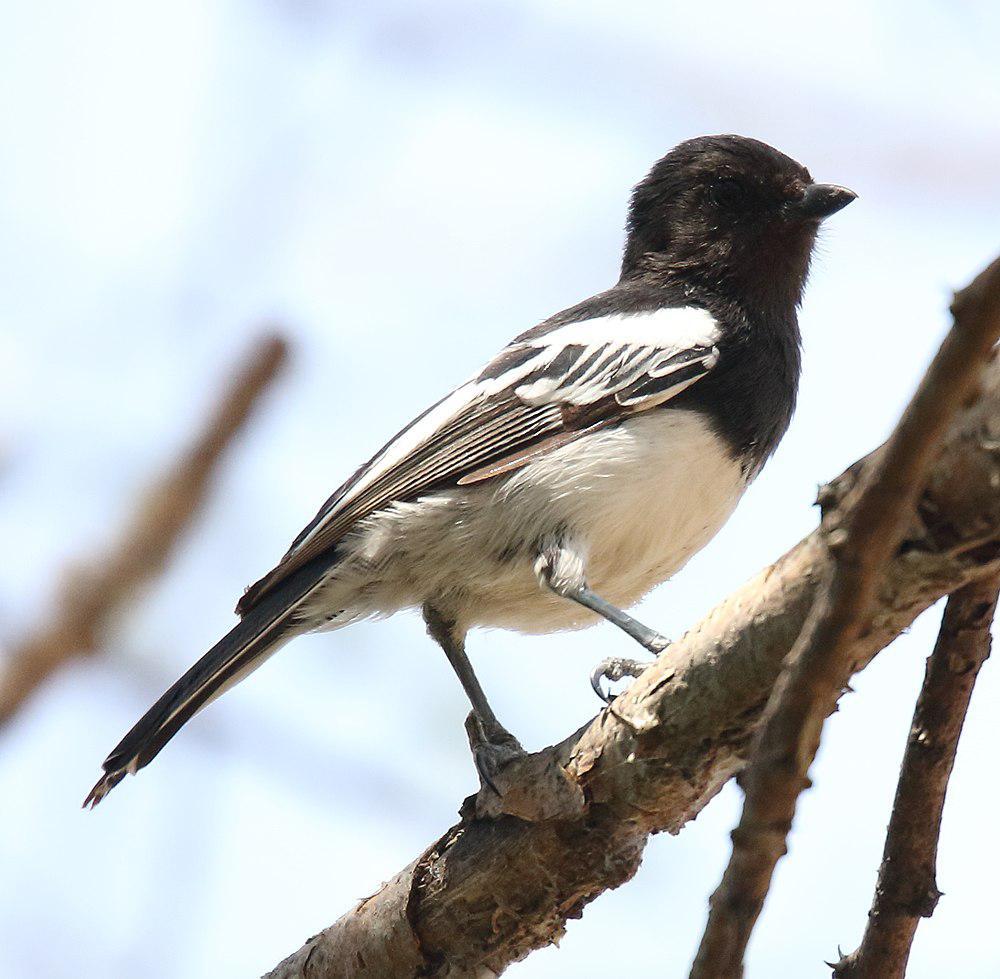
[622,135,855,310]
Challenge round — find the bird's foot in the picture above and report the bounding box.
[590,653,663,703]
[465,714,525,797]
[462,713,586,822]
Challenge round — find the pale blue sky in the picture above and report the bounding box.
[1,2,999,977]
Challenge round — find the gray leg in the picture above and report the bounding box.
[563,587,671,654]
[423,605,523,792]
[423,605,502,735]
[535,541,670,702]
[534,542,670,654]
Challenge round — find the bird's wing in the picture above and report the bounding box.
[236,306,720,614]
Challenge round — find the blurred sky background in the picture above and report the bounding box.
[1,2,999,977]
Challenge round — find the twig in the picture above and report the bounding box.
[0,333,289,726]
[689,257,1000,979]
[831,577,999,978]
[263,278,1000,978]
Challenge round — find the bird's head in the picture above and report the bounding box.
[622,135,855,309]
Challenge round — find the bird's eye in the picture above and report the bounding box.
[710,178,745,209]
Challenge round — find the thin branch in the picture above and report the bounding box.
[690,257,1000,979]
[0,333,289,726]
[831,576,999,978]
[264,267,1000,978]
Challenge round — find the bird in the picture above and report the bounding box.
[84,134,855,807]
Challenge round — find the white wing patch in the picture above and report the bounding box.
[534,307,719,349]
[488,306,721,408]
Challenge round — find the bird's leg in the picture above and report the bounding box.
[535,542,671,654]
[423,605,524,794]
[535,541,671,702]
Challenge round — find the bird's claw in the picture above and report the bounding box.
[465,714,525,797]
[590,655,654,703]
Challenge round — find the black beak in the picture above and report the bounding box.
[791,183,857,220]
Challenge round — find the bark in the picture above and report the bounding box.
[0,334,288,725]
[690,257,1000,979]
[265,351,1000,976]
[831,578,999,978]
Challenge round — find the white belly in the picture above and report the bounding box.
[302,410,748,635]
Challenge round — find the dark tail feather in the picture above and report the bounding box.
[84,559,330,808]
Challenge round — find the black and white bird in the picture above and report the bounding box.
[85,135,854,807]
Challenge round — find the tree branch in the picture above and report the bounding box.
[0,333,289,726]
[265,262,1000,979]
[831,576,998,978]
[690,256,1000,979]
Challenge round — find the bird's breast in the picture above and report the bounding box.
[475,407,749,627]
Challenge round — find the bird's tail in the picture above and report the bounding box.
[84,560,329,808]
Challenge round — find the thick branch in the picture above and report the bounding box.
[831,577,998,978]
[690,257,1000,979]
[0,334,288,725]
[265,294,1000,975]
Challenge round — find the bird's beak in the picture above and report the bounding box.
[790,183,857,220]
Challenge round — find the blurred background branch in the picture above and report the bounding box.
[0,334,288,727]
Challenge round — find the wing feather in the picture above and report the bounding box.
[236,307,720,615]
